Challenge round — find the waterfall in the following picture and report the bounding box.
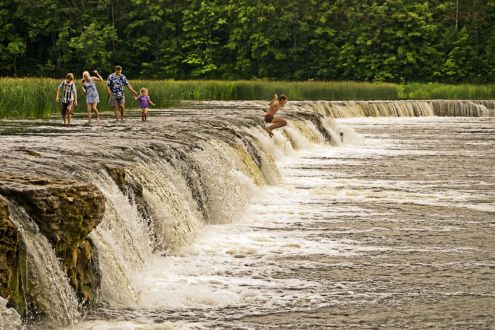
[290,100,435,117]
[289,100,495,117]
[430,100,495,117]
[4,199,80,326]
[88,172,151,307]
[0,297,23,330]
[80,117,342,309]
[13,97,495,326]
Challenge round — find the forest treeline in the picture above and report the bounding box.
[1,0,494,82]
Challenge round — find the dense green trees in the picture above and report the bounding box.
[1,0,494,82]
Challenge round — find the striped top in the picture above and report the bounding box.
[58,81,76,103]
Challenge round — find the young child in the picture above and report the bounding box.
[56,73,77,126]
[134,87,155,121]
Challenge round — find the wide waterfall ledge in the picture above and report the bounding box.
[0,99,493,327]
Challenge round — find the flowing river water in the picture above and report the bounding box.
[1,101,494,329]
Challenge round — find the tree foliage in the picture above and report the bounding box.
[1,0,494,82]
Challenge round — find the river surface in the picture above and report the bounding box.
[60,116,495,329]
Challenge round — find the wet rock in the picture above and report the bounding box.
[74,238,101,305]
[104,165,126,190]
[105,165,153,227]
[15,147,42,157]
[0,196,27,316]
[0,174,105,307]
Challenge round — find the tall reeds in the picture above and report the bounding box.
[0,78,57,118]
[0,78,493,119]
[149,80,399,101]
[399,83,495,100]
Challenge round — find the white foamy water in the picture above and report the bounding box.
[66,116,494,329]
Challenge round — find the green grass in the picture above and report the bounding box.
[398,83,495,100]
[0,78,57,118]
[146,80,399,101]
[0,78,494,119]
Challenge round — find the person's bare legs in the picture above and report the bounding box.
[120,104,125,122]
[64,103,73,127]
[113,104,120,121]
[266,117,287,137]
[86,103,92,123]
[92,103,100,123]
[62,104,69,126]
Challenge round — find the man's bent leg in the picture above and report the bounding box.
[268,117,287,131]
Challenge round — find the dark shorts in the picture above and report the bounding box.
[264,115,274,123]
[61,102,73,117]
[109,94,125,106]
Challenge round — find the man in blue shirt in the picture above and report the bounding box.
[107,65,138,121]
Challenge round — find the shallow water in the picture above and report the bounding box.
[58,116,495,329]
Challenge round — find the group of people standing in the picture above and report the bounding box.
[56,65,155,126]
[56,65,287,137]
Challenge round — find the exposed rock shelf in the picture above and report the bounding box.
[0,175,105,317]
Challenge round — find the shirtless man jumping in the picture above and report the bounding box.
[264,94,288,137]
